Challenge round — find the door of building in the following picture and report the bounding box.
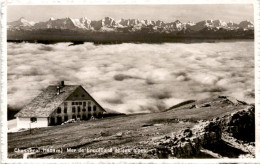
[50,117,55,125]
[57,116,62,125]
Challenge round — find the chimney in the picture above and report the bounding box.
[57,86,60,95]
[61,81,65,87]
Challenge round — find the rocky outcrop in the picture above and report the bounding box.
[222,105,255,142]
[150,120,222,158]
[151,104,255,158]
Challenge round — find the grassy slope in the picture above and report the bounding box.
[8,96,249,158]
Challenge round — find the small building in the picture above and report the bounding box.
[15,81,106,129]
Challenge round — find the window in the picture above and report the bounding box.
[82,94,85,97]
[72,102,75,105]
[64,107,67,113]
[83,102,86,106]
[82,108,86,112]
[64,115,68,121]
[78,106,81,112]
[79,102,82,105]
[57,107,61,114]
[93,106,97,111]
[72,107,76,113]
[30,117,37,123]
[75,102,78,105]
[88,106,91,112]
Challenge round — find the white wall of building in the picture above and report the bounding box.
[16,117,48,129]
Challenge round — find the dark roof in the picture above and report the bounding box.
[15,85,80,117]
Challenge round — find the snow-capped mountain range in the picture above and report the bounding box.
[8,17,254,32]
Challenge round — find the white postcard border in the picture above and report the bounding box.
[1,0,259,163]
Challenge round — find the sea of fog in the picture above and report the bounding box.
[7,41,254,113]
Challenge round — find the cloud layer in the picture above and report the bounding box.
[7,41,254,113]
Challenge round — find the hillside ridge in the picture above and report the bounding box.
[8,95,255,158]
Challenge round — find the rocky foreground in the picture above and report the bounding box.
[8,96,255,159]
[150,104,255,158]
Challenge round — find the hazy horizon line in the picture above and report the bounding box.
[10,16,254,24]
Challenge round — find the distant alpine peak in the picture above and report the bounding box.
[174,20,181,23]
[205,19,213,23]
[104,16,114,20]
[186,21,195,25]
[18,17,31,23]
[213,19,222,23]
[65,17,73,21]
[49,17,56,21]
[238,20,254,29]
[80,17,89,20]
[7,17,254,32]
[8,17,35,28]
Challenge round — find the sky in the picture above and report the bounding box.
[7,4,254,23]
